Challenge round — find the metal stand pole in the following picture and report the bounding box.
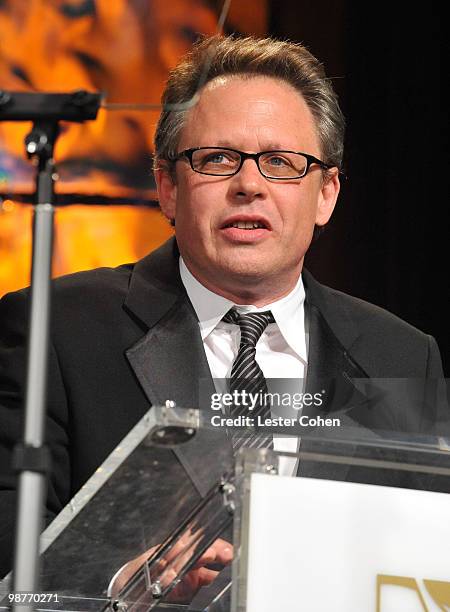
[11,123,58,612]
[0,91,100,611]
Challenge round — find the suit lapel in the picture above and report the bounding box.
[123,238,231,496]
[125,296,211,409]
[303,301,369,418]
[298,271,372,481]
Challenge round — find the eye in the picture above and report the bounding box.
[196,150,239,167]
[204,152,228,164]
[265,154,291,167]
[259,151,307,177]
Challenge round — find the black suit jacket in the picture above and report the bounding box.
[0,237,448,576]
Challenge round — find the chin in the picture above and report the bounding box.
[218,258,273,280]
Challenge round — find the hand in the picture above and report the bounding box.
[109,537,233,603]
[163,536,233,602]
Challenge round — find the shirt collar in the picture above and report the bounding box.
[180,257,234,338]
[179,257,307,362]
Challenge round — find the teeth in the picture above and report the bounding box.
[230,221,264,229]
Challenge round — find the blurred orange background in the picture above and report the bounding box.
[0,0,267,295]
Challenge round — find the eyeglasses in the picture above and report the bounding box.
[169,147,334,180]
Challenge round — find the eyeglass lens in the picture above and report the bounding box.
[191,148,307,178]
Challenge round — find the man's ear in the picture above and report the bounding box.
[155,165,177,221]
[315,170,340,226]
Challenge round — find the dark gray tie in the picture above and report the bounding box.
[223,308,275,450]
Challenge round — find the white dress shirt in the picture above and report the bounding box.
[179,257,308,476]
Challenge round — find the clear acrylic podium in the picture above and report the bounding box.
[1,399,450,611]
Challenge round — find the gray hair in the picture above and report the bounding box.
[154,34,345,175]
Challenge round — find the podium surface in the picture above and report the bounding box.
[1,402,449,611]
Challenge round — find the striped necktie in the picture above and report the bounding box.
[223,308,275,451]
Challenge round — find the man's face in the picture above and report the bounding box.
[157,75,340,302]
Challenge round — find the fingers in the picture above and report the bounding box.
[166,567,219,603]
[211,538,233,565]
[195,538,233,568]
[110,537,233,602]
[163,528,200,564]
[193,567,219,588]
[157,537,233,599]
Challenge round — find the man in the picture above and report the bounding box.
[0,34,447,588]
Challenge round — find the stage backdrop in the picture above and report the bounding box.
[1,0,448,373]
[0,0,268,294]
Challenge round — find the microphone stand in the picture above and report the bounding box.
[0,91,101,611]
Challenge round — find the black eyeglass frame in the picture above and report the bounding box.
[169,146,335,180]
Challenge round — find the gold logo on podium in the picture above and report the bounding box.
[377,575,450,611]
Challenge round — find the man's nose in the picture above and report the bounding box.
[228,158,268,201]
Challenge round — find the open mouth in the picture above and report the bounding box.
[219,217,271,243]
[223,220,268,230]
[220,216,271,231]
